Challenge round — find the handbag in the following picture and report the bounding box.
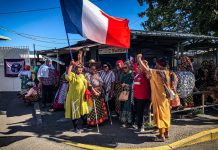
[171,93,181,107]
[164,84,175,101]
[118,90,129,101]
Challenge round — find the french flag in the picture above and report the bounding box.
[60,0,130,48]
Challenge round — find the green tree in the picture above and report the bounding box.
[138,0,218,35]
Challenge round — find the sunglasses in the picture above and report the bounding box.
[103,66,108,68]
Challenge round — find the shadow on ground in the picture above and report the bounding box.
[1,93,218,148]
[0,136,32,147]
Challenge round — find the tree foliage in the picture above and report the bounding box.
[137,0,218,35]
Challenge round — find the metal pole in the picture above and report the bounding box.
[60,0,73,59]
[105,98,113,125]
[33,44,36,66]
[93,99,100,132]
[216,48,218,67]
[202,94,205,114]
[126,49,128,60]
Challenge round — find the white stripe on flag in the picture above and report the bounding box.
[82,0,108,44]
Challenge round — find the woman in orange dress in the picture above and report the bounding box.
[137,54,171,142]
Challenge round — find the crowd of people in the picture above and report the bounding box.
[17,53,218,142]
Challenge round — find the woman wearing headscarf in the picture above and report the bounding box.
[18,65,32,95]
[120,61,134,127]
[65,60,89,133]
[177,56,195,108]
[113,60,124,115]
[85,64,108,126]
[137,54,171,142]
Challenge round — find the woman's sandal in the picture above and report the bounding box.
[49,108,55,112]
[154,135,165,142]
[164,132,169,139]
[151,129,159,134]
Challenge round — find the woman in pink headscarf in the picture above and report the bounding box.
[113,60,124,116]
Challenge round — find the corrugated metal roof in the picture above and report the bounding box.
[131,30,218,40]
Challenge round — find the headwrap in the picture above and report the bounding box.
[179,56,192,71]
[124,61,132,69]
[116,60,124,68]
[75,63,83,69]
[25,65,30,71]
[89,59,96,64]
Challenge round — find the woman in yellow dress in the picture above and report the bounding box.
[137,54,171,142]
[65,60,89,133]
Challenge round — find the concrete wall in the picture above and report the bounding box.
[0,47,30,91]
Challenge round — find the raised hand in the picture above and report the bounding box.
[69,60,76,66]
[137,54,143,60]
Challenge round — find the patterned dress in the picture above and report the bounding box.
[120,71,133,124]
[85,73,108,126]
[114,70,124,115]
[176,71,195,106]
[53,73,69,109]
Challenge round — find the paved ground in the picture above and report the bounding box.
[0,92,218,150]
[178,139,218,150]
[39,108,218,149]
[0,92,81,150]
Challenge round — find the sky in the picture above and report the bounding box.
[0,0,148,51]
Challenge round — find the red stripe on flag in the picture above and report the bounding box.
[101,11,130,48]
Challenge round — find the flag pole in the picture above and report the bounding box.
[126,49,129,60]
[60,0,73,59]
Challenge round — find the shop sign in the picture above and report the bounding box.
[99,47,127,55]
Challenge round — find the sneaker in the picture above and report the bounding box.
[152,128,159,134]
[122,124,127,128]
[111,111,117,117]
[154,135,165,142]
[82,124,91,129]
[132,124,138,130]
[139,128,145,133]
[164,132,169,139]
[48,108,55,112]
[126,123,134,128]
[73,128,81,133]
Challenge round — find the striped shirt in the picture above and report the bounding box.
[99,70,115,91]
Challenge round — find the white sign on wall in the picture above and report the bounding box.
[99,47,127,55]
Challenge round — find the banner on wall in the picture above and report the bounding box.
[4,59,25,77]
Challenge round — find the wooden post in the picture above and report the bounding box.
[202,93,205,114]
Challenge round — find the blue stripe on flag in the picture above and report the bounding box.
[61,0,83,35]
